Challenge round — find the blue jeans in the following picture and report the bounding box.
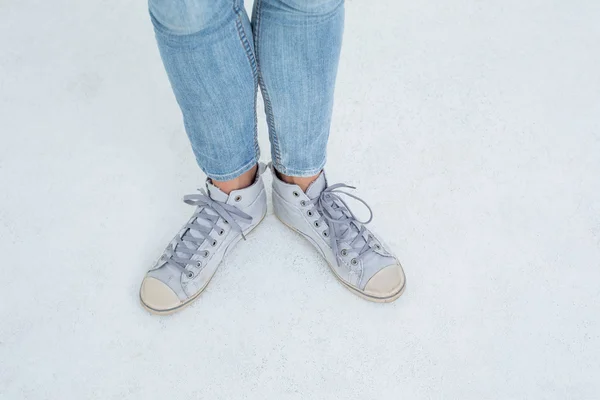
[149,0,344,180]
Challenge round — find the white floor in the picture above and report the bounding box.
[1,0,599,398]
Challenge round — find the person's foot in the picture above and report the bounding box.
[139,164,268,315]
[271,167,406,302]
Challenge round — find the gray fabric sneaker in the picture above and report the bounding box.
[271,166,406,302]
[140,164,268,314]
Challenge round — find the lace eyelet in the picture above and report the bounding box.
[218,229,225,236]
[300,200,306,207]
[340,249,348,257]
[293,191,300,197]
[234,195,242,202]
[350,258,358,266]
[211,240,217,247]
[223,219,229,225]
[196,261,202,267]
[374,244,381,250]
[187,271,194,278]
[203,250,209,257]
[307,210,313,217]
[323,231,329,237]
[314,221,320,228]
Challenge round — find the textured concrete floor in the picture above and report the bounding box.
[1,0,599,398]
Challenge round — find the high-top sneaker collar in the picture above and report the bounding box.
[205,180,229,202]
[206,162,267,206]
[305,171,328,199]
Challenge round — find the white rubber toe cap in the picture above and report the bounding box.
[140,277,181,312]
[363,264,406,299]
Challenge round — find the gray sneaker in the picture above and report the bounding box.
[272,167,406,302]
[140,164,268,314]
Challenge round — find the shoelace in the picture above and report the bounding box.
[164,188,252,275]
[306,183,379,267]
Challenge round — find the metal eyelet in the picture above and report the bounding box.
[234,195,242,202]
[196,261,202,267]
[223,219,229,225]
[211,240,217,247]
[187,271,194,278]
[218,229,225,236]
[292,191,300,197]
[300,200,306,207]
[350,258,358,266]
[314,221,320,228]
[323,231,329,237]
[307,210,313,217]
[340,249,348,257]
[203,250,209,257]
[374,244,381,250]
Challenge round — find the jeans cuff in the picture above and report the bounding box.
[272,158,326,178]
[202,156,259,181]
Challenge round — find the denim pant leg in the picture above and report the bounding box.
[149,0,259,181]
[252,0,344,177]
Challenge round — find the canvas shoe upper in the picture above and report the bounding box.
[140,164,268,314]
[271,167,405,302]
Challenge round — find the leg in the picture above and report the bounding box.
[252,0,344,190]
[150,0,259,192]
[141,0,269,314]
[257,1,406,302]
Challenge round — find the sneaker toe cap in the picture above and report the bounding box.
[140,277,181,312]
[363,264,406,300]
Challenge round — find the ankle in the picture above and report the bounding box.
[211,164,257,194]
[277,169,321,192]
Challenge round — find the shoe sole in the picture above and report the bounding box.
[275,214,406,303]
[140,212,267,316]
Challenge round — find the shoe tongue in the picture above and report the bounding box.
[172,180,232,263]
[305,172,367,251]
[205,180,229,202]
[305,172,327,199]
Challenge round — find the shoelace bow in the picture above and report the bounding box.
[307,183,379,267]
[164,188,252,274]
